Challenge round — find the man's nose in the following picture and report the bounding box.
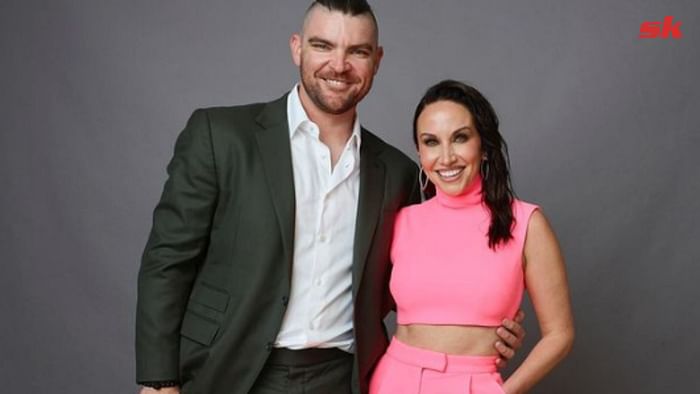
[328,51,350,73]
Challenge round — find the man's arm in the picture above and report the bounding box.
[136,109,219,384]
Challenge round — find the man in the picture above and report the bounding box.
[136,1,525,393]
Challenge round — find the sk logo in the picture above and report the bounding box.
[639,16,683,39]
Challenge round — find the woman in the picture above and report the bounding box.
[370,80,574,394]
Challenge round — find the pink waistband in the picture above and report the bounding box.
[386,337,498,373]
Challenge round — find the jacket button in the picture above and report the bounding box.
[281,296,289,306]
[266,342,274,351]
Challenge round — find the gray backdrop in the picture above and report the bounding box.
[2,1,698,393]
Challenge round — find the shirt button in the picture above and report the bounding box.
[315,279,322,286]
[319,235,327,242]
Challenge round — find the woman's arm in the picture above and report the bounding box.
[502,210,575,394]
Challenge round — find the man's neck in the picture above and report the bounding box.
[298,86,355,144]
[297,86,357,169]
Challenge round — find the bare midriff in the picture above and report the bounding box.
[395,324,500,356]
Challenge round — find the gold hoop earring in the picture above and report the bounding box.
[418,165,430,190]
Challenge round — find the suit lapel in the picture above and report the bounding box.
[254,96,296,280]
[253,100,385,293]
[352,130,385,298]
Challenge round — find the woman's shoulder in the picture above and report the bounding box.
[394,198,437,227]
[398,196,438,216]
[511,198,542,238]
[512,197,540,216]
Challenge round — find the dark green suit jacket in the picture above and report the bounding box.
[136,94,421,394]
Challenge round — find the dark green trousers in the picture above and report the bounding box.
[249,355,353,394]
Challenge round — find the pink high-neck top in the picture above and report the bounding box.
[390,175,539,326]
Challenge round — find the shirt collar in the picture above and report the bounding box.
[286,84,362,150]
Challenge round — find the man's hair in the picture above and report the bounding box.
[307,0,374,16]
[305,0,378,33]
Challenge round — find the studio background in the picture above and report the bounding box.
[2,1,698,393]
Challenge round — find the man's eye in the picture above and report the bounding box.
[352,49,370,57]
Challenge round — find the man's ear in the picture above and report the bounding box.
[373,45,384,75]
[290,33,302,66]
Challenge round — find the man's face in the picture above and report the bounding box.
[290,7,383,116]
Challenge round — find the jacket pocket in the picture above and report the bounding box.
[180,310,220,346]
[179,311,218,384]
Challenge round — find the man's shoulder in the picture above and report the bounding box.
[361,128,416,171]
[196,94,287,124]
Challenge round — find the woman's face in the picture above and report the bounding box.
[416,100,483,196]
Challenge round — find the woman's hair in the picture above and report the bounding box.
[413,80,515,249]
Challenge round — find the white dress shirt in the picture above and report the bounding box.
[274,85,361,352]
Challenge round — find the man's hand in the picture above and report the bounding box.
[139,386,180,394]
[494,310,526,369]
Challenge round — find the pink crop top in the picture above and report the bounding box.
[390,175,539,326]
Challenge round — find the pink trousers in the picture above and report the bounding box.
[370,337,506,394]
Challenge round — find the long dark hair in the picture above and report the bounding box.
[413,80,515,249]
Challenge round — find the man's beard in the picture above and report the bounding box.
[299,65,369,115]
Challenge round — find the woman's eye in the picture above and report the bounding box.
[454,133,468,142]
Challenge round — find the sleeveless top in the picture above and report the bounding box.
[390,175,539,326]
